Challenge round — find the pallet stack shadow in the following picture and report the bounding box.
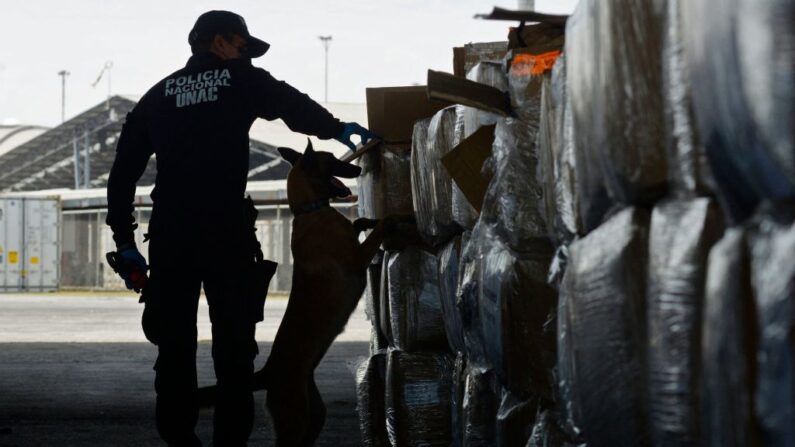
[355,0,795,444]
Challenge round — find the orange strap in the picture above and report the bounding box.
[511,50,562,75]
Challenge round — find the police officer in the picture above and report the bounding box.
[106,10,374,446]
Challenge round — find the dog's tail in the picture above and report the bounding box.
[196,364,272,408]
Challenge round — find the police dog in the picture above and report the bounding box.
[197,140,406,445]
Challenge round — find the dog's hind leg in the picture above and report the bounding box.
[301,375,326,446]
[267,376,310,447]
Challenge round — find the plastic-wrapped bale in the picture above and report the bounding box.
[538,54,578,244]
[478,235,557,397]
[462,366,498,447]
[478,116,546,251]
[556,264,584,441]
[564,207,651,447]
[452,61,508,230]
[495,389,537,447]
[457,231,488,365]
[366,251,389,353]
[647,198,723,446]
[379,252,394,347]
[749,207,795,446]
[564,4,614,234]
[526,409,576,447]
[701,228,759,447]
[662,0,715,197]
[451,352,466,447]
[358,144,413,219]
[438,235,466,353]
[411,107,460,247]
[568,0,667,206]
[356,353,389,447]
[684,0,795,221]
[385,350,453,447]
[473,55,549,250]
[387,246,448,352]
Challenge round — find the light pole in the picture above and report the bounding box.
[92,61,114,108]
[318,35,332,103]
[58,69,70,123]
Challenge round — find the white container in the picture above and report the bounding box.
[0,197,60,292]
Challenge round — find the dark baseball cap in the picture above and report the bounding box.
[188,10,270,58]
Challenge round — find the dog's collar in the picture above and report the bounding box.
[291,199,330,217]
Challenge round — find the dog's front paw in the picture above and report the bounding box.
[353,217,379,233]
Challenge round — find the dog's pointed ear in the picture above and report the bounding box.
[277,147,302,165]
[302,138,316,169]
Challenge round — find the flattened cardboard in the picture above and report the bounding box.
[427,70,513,117]
[453,42,509,78]
[366,86,449,144]
[441,125,496,212]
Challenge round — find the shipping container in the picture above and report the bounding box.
[0,197,60,292]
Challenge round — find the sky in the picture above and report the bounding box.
[0,0,578,127]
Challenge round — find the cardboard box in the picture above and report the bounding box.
[453,41,508,77]
[366,86,448,144]
[441,125,496,212]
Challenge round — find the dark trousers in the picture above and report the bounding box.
[146,236,259,447]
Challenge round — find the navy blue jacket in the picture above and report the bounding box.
[106,52,343,247]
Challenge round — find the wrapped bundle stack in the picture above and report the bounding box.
[684,0,795,221]
[646,198,723,446]
[356,353,389,447]
[411,107,460,247]
[748,207,795,446]
[558,207,650,447]
[385,350,454,446]
[701,229,759,447]
[386,246,448,352]
[452,62,508,230]
[358,145,413,220]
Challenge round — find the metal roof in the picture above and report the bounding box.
[0,95,294,193]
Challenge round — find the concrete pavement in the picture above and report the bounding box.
[0,293,371,446]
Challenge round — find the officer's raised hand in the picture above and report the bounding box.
[335,122,377,152]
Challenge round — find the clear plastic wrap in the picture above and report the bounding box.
[556,264,584,440]
[438,235,466,353]
[684,0,795,222]
[646,198,723,446]
[564,3,615,234]
[379,252,394,348]
[457,230,488,365]
[538,55,578,245]
[411,107,460,247]
[566,0,667,206]
[560,207,650,447]
[525,409,574,447]
[366,251,389,353]
[478,235,557,397]
[701,228,759,447]
[452,62,508,231]
[749,207,795,446]
[385,350,454,447]
[451,352,466,447]
[478,116,547,250]
[662,0,715,197]
[495,389,537,447]
[358,144,413,219]
[462,366,498,446]
[387,246,448,352]
[356,353,389,447]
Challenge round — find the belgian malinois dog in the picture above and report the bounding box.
[201,139,402,445]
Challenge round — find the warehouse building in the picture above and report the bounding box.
[0,96,364,292]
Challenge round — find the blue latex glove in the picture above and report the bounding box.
[335,122,377,152]
[118,245,148,291]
